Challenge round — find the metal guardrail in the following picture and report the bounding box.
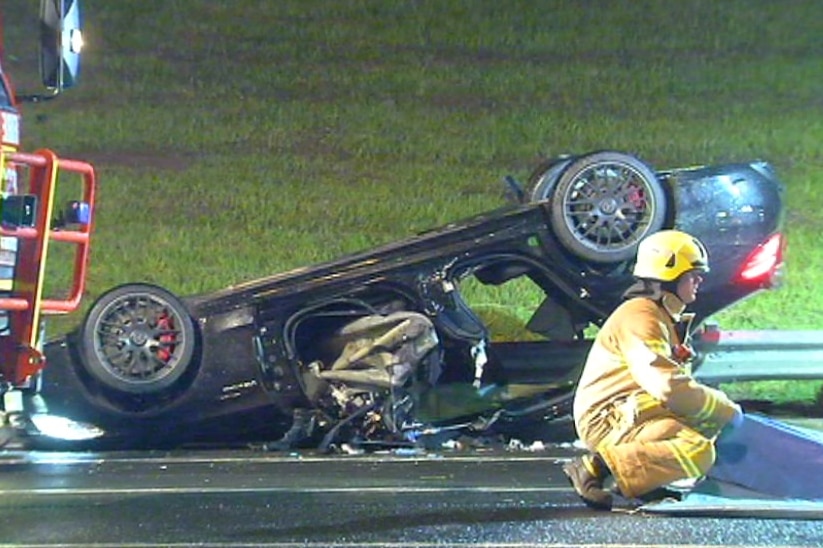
[692,325,823,384]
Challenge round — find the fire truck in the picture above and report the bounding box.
[0,0,95,443]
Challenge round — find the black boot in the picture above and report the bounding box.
[562,453,613,510]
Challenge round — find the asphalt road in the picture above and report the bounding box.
[1,443,822,547]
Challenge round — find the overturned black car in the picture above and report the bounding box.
[38,151,785,450]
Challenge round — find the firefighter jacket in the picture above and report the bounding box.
[573,292,738,440]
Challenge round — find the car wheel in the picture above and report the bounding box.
[80,283,196,395]
[549,151,666,263]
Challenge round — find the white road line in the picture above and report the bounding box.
[0,543,811,548]
[0,452,570,466]
[0,485,572,496]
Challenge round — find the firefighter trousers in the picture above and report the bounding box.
[577,401,717,499]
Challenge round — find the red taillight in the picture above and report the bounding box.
[736,232,784,283]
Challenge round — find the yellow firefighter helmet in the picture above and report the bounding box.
[633,230,709,282]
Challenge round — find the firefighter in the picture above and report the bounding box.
[563,229,745,510]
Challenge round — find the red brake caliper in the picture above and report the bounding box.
[156,313,174,363]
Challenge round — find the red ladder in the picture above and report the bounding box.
[0,149,95,385]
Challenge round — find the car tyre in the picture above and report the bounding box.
[80,283,196,395]
[544,151,666,263]
[527,155,575,203]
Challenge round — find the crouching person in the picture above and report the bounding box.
[564,230,744,510]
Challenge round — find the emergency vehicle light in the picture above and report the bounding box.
[69,29,84,54]
[64,200,90,225]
